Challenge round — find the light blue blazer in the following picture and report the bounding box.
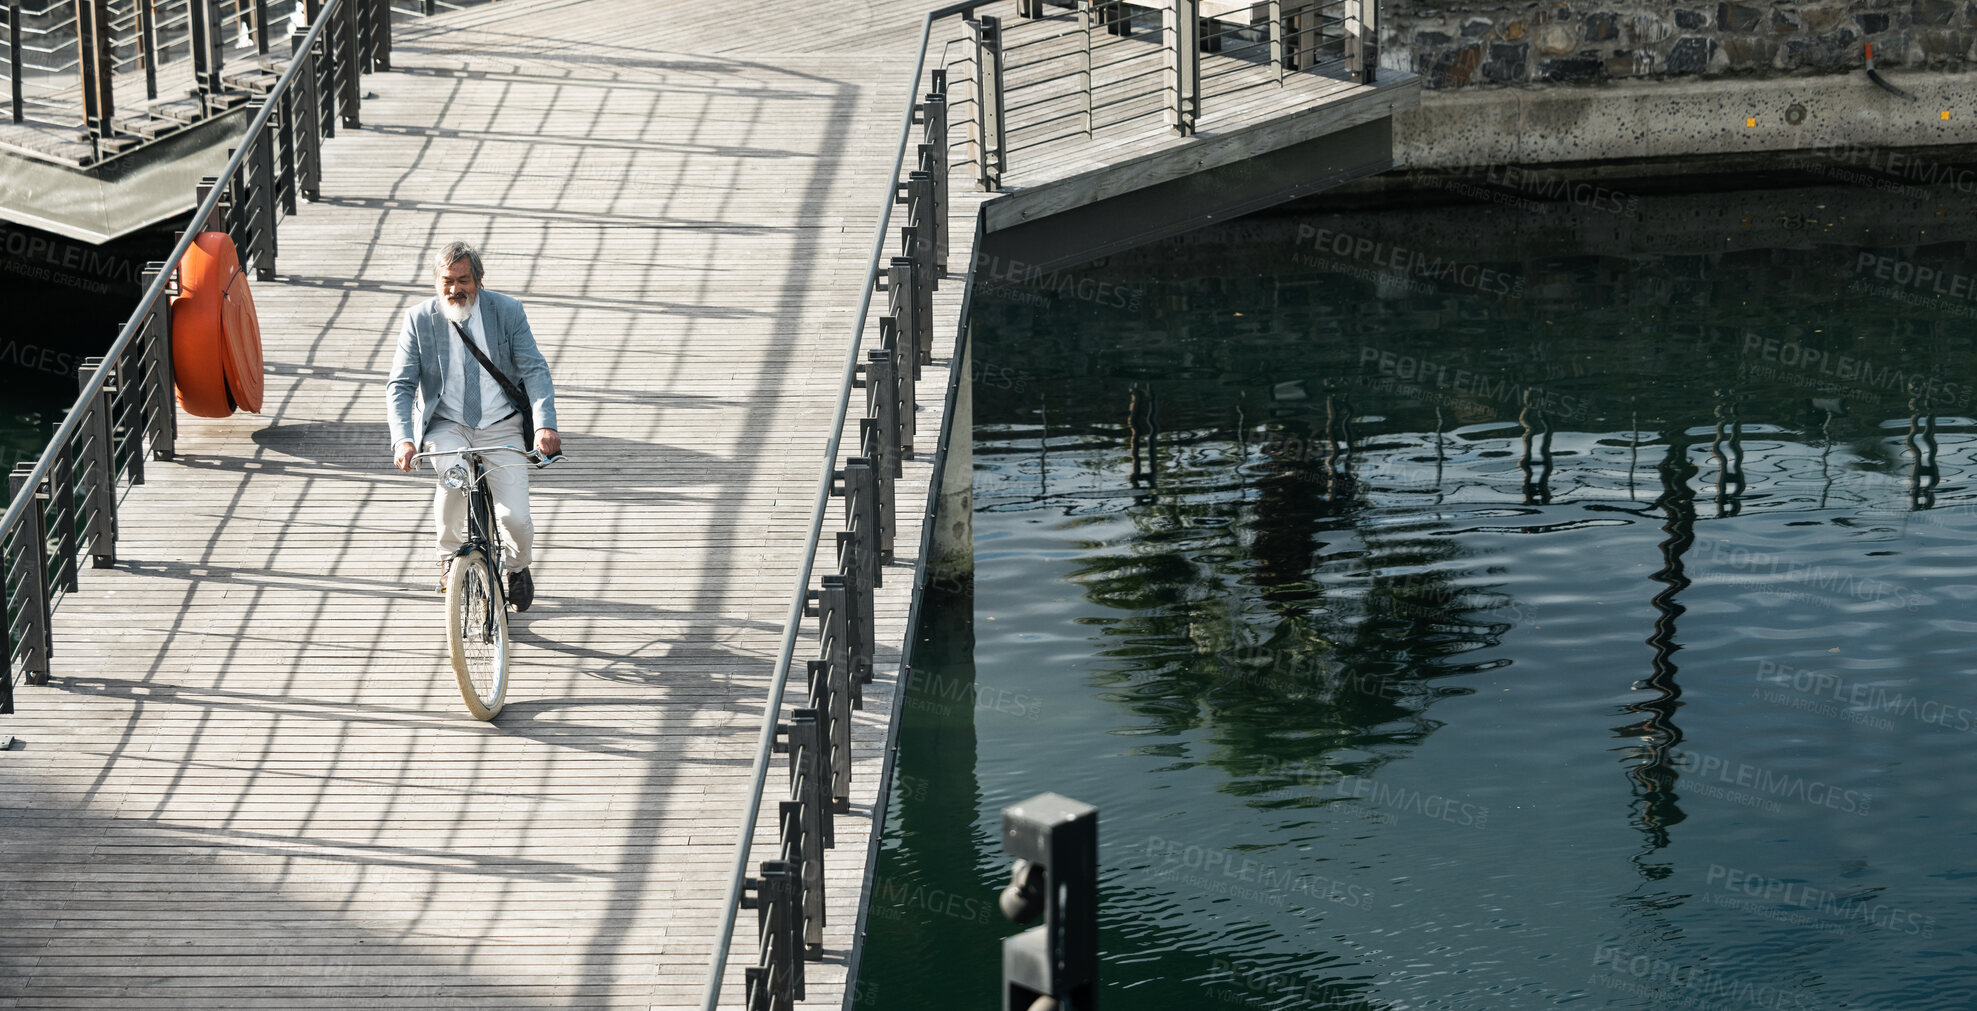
[385,290,558,449]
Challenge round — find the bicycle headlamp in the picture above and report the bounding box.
[442,463,470,490]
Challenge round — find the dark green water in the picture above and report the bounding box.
[0,218,175,499]
[860,179,1977,1009]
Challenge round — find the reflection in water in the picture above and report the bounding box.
[1518,389,1553,505]
[1621,434,1695,874]
[1710,390,1746,518]
[1907,391,1938,511]
[867,213,1977,1010]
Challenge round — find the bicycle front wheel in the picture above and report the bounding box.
[446,549,510,720]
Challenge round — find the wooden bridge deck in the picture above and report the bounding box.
[0,0,1410,1007]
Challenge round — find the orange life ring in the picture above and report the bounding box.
[171,231,264,418]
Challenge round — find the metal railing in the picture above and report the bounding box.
[704,1,1387,1005]
[959,0,1381,186]
[0,0,388,715]
[4,0,454,130]
[700,3,979,1006]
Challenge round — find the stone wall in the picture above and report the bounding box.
[1386,1,1975,88]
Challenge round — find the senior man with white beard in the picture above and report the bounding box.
[387,241,560,610]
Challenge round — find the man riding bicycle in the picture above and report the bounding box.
[386,241,560,610]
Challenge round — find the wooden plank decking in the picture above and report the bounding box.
[0,1,1408,1007]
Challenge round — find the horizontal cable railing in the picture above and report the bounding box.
[705,1,1387,1005]
[4,0,482,131]
[0,0,401,714]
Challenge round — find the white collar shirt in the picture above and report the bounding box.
[436,298,513,428]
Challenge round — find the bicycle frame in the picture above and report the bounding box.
[409,443,564,590]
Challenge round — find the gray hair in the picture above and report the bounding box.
[432,241,484,282]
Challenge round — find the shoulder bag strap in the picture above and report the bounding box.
[451,318,534,437]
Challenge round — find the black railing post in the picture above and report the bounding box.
[833,530,874,686]
[112,343,145,487]
[250,110,279,279]
[254,0,270,55]
[916,83,948,273]
[8,463,52,685]
[138,0,158,100]
[75,359,118,570]
[371,0,393,72]
[48,418,75,594]
[337,0,361,128]
[141,263,177,461]
[742,860,804,1010]
[839,459,881,588]
[879,316,916,456]
[77,0,116,140]
[7,0,20,123]
[783,709,828,955]
[970,15,1004,190]
[887,256,927,372]
[806,658,852,812]
[189,0,225,99]
[290,26,322,199]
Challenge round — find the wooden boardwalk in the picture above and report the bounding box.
[0,1,1410,1007]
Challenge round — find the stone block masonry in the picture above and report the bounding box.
[1387,1,1972,89]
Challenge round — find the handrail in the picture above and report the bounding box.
[697,3,990,1006]
[1,0,382,698]
[0,1,341,550]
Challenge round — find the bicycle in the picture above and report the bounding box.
[411,442,563,720]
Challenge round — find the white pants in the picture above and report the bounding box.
[425,414,532,573]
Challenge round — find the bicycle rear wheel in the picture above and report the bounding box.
[446,548,509,720]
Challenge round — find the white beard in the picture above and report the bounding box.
[440,293,476,324]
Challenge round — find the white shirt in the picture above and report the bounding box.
[436,299,514,428]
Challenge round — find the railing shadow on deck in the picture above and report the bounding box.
[702,1,1385,1008]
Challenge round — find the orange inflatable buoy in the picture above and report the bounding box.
[171,231,264,418]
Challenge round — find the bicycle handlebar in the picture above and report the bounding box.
[411,445,567,468]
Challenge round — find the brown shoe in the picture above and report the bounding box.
[437,557,452,594]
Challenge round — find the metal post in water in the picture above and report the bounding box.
[999,793,1100,1011]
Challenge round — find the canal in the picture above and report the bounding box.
[858,173,1977,1009]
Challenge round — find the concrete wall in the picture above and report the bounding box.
[1376,3,1977,170]
[1385,0,1972,89]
